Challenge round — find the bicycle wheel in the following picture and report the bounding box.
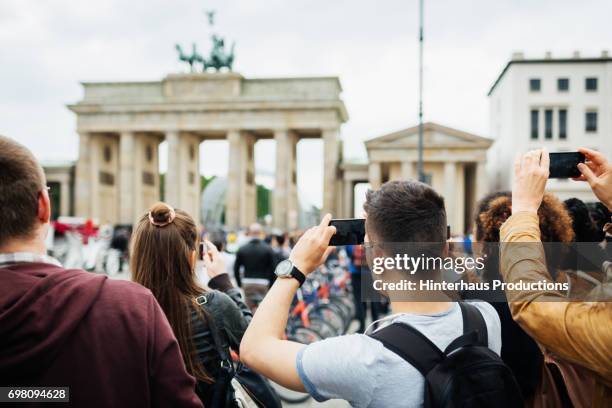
[309,304,345,335]
[329,296,355,327]
[289,325,324,344]
[308,317,338,339]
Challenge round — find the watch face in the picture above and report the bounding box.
[275,259,293,277]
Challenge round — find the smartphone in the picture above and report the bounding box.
[199,242,209,260]
[329,218,365,246]
[549,152,585,178]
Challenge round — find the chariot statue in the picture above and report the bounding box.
[175,10,235,72]
[175,43,204,72]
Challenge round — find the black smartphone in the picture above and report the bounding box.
[329,218,365,246]
[549,152,585,178]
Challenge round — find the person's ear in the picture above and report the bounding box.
[442,241,449,257]
[190,250,197,270]
[38,189,51,224]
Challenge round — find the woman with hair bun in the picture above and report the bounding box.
[130,202,253,406]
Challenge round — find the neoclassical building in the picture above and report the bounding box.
[67,73,348,229]
[54,73,492,233]
[340,122,492,235]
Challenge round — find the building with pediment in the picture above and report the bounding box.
[340,122,492,235]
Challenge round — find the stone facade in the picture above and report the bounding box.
[340,122,492,235]
[68,73,348,227]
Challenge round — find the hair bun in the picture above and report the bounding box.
[148,202,176,227]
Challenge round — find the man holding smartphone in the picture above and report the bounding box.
[240,181,502,407]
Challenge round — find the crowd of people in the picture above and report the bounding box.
[1,134,611,407]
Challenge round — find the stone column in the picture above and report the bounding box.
[475,161,487,202]
[226,130,242,229]
[89,134,101,219]
[241,133,257,227]
[165,131,200,221]
[165,130,181,208]
[75,132,92,217]
[343,181,354,218]
[137,134,162,217]
[322,128,340,216]
[401,161,415,180]
[184,134,201,223]
[444,161,458,234]
[119,131,136,224]
[368,162,382,190]
[273,129,290,228]
[287,132,299,229]
[226,131,257,228]
[59,176,70,216]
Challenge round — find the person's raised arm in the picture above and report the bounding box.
[501,148,612,381]
[240,214,336,391]
[574,147,612,211]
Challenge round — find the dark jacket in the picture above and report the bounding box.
[0,262,202,408]
[191,274,252,406]
[233,238,276,287]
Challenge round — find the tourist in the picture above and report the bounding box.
[130,202,253,407]
[346,244,381,332]
[500,147,612,406]
[241,181,521,407]
[562,197,609,272]
[0,136,202,407]
[466,190,575,404]
[233,223,277,309]
[270,231,290,266]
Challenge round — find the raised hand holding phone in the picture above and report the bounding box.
[512,148,549,214]
[289,214,336,275]
[574,147,612,210]
[201,239,226,278]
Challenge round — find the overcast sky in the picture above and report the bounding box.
[1,0,610,207]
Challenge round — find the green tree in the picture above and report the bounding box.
[257,184,271,218]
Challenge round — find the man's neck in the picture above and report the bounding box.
[0,236,46,255]
[390,300,453,315]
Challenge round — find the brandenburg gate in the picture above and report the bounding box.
[68,73,348,228]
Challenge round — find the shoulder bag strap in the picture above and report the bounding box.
[197,294,234,368]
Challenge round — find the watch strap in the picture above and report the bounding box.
[290,266,306,287]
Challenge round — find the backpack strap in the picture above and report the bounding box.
[459,302,488,346]
[443,302,488,354]
[369,322,444,377]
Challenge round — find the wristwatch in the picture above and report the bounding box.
[274,259,306,287]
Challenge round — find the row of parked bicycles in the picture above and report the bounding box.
[272,259,356,404]
[47,219,131,276]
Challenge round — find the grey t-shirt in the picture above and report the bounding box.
[296,302,501,408]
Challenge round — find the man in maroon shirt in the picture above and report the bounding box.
[0,135,203,407]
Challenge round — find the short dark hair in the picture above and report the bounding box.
[0,136,46,246]
[564,198,604,242]
[364,180,447,243]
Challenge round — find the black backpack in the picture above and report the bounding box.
[369,302,523,408]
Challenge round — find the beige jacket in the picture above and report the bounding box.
[500,212,611,407]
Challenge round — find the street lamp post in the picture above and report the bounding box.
[417,0,425,182]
